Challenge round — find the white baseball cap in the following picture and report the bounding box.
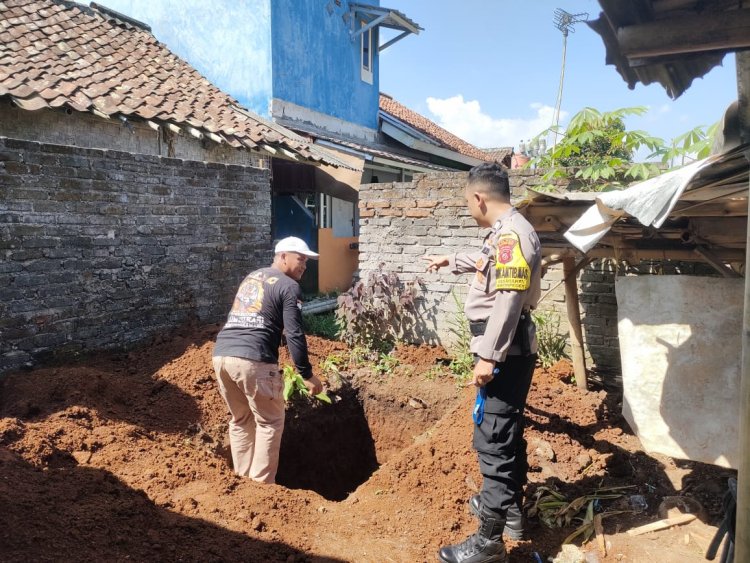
[274,236,319,258]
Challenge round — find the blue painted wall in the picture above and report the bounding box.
[101,0,273,116]
[270,0,379,130]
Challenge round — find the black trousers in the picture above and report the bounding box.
[472,353,536,517]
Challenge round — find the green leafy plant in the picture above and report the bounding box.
[530,106,665,191]
[446,289,474,385]
[423,365,448,381]
[529,107,722,193]
[281,365,331,404]
[532,310,568,369]
[336,264,422,356]
[653,122,720,167]
[318,353,346,386]
[373,352,400,376]
[319,353,346,374]
[302,311,339,340]
[349,345,369,367]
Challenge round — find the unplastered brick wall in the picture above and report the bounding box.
[358,171,622,373]
[535,261,621,374]
[0,136,272,374]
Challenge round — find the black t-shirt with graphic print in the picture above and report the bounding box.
[213,267,313,379]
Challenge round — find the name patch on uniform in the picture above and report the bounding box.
[495,231,531,291]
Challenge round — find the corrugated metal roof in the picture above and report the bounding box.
[519,145,749,262]
[588,0,736,99]
[311,132,454,172]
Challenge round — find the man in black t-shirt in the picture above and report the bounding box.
[212,236,323,484]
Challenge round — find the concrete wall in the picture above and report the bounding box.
[99,0,273,116]
[318,228,359,293]
[0,136,272,374]
[616,276,743,468]
[357,171,623,372]
[271,0,380,130]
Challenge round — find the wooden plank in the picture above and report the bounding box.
[594,513,606,557]
[540,245,747,262]
[563,257,587,390]
[694,247,743,278]
[626,514,697,536]
[617,8,750,58]
[735,48,750,563]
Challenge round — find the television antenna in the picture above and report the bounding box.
[551,9,588,152]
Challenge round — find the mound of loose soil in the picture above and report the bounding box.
[0,326,735,562]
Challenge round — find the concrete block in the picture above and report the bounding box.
[617,276,742,468]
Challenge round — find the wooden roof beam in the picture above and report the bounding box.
[540,245,747,263]
[617,8,750,58]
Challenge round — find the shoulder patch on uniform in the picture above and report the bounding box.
[495,231,531,291]
[266,276,278,285]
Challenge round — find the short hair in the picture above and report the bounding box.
[467,162,510,201]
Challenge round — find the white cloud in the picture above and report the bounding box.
[425,95,565,149]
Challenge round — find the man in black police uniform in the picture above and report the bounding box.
[424,162,541,563]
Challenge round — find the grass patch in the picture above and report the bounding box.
[302,311,340,340]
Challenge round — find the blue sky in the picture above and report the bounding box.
[379,0,737,151]
[102,0,737,156]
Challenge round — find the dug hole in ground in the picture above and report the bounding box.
[0,324,735,562]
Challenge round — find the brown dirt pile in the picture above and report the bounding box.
[0,326,734,562]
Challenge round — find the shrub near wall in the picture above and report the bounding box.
[0,137,272,374]
[358,171,622,372]
[358,173,482,347]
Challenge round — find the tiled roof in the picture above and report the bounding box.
[379,93,490,162]
[481,147,513,165]
[0,0,338,165]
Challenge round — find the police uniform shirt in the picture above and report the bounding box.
[448,208,542,362]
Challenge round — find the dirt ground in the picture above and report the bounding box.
[0,324,736,562]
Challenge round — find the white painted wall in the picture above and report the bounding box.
[616,276,743,468]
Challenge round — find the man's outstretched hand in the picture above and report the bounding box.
[422,255,449,273]
[304,375,323,396]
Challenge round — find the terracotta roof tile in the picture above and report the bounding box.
[0,0,340,166]
[379,93,490,162]
[481,147,514,165]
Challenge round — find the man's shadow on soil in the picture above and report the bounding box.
[507,394,733,563]
[522,390,735,531]
[0,447,345,563]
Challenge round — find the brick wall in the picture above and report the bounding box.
[358,171,623,372]
[0,136,272,374]
[536,261,621,373]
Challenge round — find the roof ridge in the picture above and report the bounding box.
[89,2,151,32]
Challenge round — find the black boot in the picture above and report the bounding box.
[438,506,508,563]
[469,495,524,541]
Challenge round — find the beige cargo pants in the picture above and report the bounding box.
[212,356,286,483]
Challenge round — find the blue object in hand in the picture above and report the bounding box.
[472,386,487,425]
[472,367,500,425]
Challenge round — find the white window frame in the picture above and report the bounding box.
[319,193,333,229]
[360,19,373,84]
